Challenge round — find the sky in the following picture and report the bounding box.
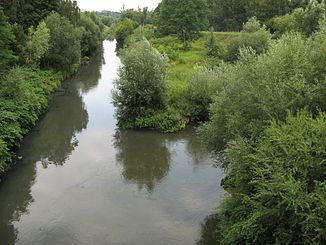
[77,0,161,12]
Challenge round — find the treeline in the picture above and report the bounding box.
[0,0,106,174]
[112,0,326,243]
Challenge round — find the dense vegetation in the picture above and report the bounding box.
[0,1,107,174]
[112,0,326,244]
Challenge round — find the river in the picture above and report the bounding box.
[0,41,225,245]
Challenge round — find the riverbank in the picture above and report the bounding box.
[0,67,63,175]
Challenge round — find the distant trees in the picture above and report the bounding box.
[43,13,81,76]
[268,0,326,36]
[0,8,16,73]
[113,40,169,127]
[114,18,136,49]
[78,13,102,57]
[155,0,209,39]
[206,0,311,31]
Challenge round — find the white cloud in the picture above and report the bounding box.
[77,0,161,12]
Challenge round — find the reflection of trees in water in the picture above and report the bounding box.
[34,88,88,166]
[0,52,104,243]
[114,130,171,193]
[76,50,104,93]
[114,127,213,193]
[197,213,222,245]
[172,126,211,165]
[30,52,104,166]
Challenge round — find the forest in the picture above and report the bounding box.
[0,0,325,244]
[111,0,326,244]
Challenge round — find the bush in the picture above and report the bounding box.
[199,32,324,152]
[114,18,136,49]
[226,17,272,62]
[218,110,326,244]
[186,68,220,121]
[113,40,169,128]
[0,67,62,173]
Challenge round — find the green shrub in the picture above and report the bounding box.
[114,18,136,49]
[186,68,220,121]
[226,17,272,62]
[218,110,326,244]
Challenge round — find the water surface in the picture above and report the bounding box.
[0,41,225,245]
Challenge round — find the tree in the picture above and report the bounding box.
[114,18,135,49]
[207,0,247,31]
[43,13,81,76]
[156,0,209,39]
[25,21,50,66]
[113,40,169,127]
[0,0,61,29]
[0,8,16,73]
[78,12,102,57]
[57,0,80,26]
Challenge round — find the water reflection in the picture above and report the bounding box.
[114,130,171,193]
[197,213,222,245]
[114,126,216,194]
[0,53,104,244]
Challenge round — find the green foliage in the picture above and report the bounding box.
[207,0,247,31]
[43,13,81,77]
[11,23,27,64]
[0,0,56,28]
[206,29,226,58]
[113,40,178,131]
[78,12,102,57]
[186,68,220,121]
[0,67,62,173]
[219,111,326,244]
[268,0,326,36]
[113,40,169,129]
[200,31,325,152]
[57,0,80,26]
[155,0,209,40]
[226,17,272,62]
[25,21,50,66]
[114,18,136,49]
[0,8,16,73]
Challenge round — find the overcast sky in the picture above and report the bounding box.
[77,0,161,12]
